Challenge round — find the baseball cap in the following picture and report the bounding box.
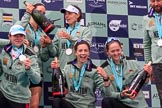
[9,25,26,36]
[60,5,79,14]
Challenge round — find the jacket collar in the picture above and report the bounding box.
[68,58,97,71]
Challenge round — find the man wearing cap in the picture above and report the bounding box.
[0,24,41,108]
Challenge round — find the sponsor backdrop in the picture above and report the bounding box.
[0,0,160,108]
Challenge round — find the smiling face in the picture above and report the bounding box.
[150,0,162,13]
[106,41,122,64]
[8,34,25,48]
[65,11,80,26]
[75,43,90,65]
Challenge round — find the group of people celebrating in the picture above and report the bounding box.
[0,0,162,108]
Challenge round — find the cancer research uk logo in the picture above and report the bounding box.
[108,15,128,37]
[86,0,106,13]
[128,0,148,16]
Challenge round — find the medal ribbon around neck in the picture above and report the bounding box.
[12,45,23,56]
[154,13,162,39]
[29,25,41,46]
[110,58,123,91]
[72,63,87,91]
[66,23,80,49]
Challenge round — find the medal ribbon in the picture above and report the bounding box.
[12,45,23,59]
[66,23,80,48]
[29,24,41,46]
[72,63,87,91]
[110,58,123,91]
[154,13,162,38]
[12,45,23,55]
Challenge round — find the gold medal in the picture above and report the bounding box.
[109,75,114,81]
[69,72,73,79]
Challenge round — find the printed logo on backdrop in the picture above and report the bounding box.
[0,0,18,8]
[66,0,82,3]
[107,0,126,5]
[107,0,127,15]
[2,13,13,26]
[43,0,63,11]
[108,15,128,37]
[86,0,106,13]
[95,89,103,106]
[129,38,144,61]
[128,0,148,16]
[142,85,151,107]
[90,37,107,60]
[86,14,107,36]
[131,23,143,31]
[151,85,161,107]
[44,82,53,105]
[87,22,106,28]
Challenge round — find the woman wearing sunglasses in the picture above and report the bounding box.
[100,37,151,108]
[51,40,110,108]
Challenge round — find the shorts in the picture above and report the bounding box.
[29,74,43,88]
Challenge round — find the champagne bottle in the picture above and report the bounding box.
[127,62,151,96]
[52,57,65,98]
[24,1,60,34]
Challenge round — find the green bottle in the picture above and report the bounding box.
[31,9,55,34]
[24,1,56,34]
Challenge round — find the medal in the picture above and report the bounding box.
[19,54,26,61]
[157,39,162,46]
[66,48,72,55]
[109,75,114,81]
[69,72,73,79]
[33,46,39,52]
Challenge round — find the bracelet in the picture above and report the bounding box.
[103,77,109,82]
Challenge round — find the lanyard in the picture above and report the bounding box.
[110,58,123,91]
[72,63,87,91]
[28,24,41,46]
[12,45,23,55]
[154,13,162,38]
[66,23,80,48]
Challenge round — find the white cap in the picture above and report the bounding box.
[9,25,26,36]
[60,5,79,14]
